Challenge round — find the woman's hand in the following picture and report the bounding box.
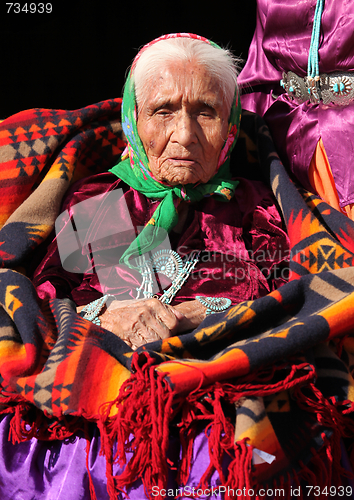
[173,299,208,332]
[78,298,207,350]
[98,298,185,350]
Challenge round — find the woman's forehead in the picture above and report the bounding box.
[141,61,224,108]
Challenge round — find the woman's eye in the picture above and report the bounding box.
[197,112,214,120]
[155,108,172,116]
[198,107,215,118]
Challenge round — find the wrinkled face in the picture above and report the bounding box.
[136,61,230,186]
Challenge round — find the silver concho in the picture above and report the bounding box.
[281,71,309,103]
[321,72,354,106]
[151,249,183,281]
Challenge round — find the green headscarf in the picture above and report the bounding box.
[109,33,241,267]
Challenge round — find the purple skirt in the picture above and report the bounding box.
[1,414,353,499]
[0,415,228,500]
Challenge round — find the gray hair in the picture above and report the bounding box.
[132,37,241,113]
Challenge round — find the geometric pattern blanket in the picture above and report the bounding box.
[0,101,354,499]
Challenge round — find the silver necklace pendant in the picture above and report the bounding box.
[135,249,200,303]
[150,249,183,281]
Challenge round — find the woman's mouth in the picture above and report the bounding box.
[169,158,198,167]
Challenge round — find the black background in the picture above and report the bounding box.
[1,1,257,118]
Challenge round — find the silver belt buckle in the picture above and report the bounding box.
[280,71,354,106]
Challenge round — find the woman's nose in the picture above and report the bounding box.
[171,111,198,146]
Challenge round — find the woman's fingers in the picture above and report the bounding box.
[98,298,185,349]
[153,303,183,335]
[88,297,206,348]
[128,326,160,349]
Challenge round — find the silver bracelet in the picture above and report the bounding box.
[79,294,116,326]
[195,296,232,315]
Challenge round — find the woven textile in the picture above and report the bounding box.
[0,103,354,498]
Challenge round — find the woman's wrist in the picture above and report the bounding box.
[77,294,116,326]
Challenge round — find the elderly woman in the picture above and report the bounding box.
[34,33,289,353]
[0,33,290,500]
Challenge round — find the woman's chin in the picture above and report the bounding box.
[150,161,206,187]
[160,168,205,187]
[166,176,200,186]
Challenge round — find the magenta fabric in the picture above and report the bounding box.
[33,172,289,307]
[238,0,354,207]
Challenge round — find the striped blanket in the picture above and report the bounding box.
[0,101,354,499]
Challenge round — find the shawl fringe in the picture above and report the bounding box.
[1,353,354,500]
[95,354,354,500]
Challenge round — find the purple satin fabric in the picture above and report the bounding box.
[2,412,353,499]
[0,414,176,500]
[0,415,226,500]
[238,0,354,207]
[33,172,289,306]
